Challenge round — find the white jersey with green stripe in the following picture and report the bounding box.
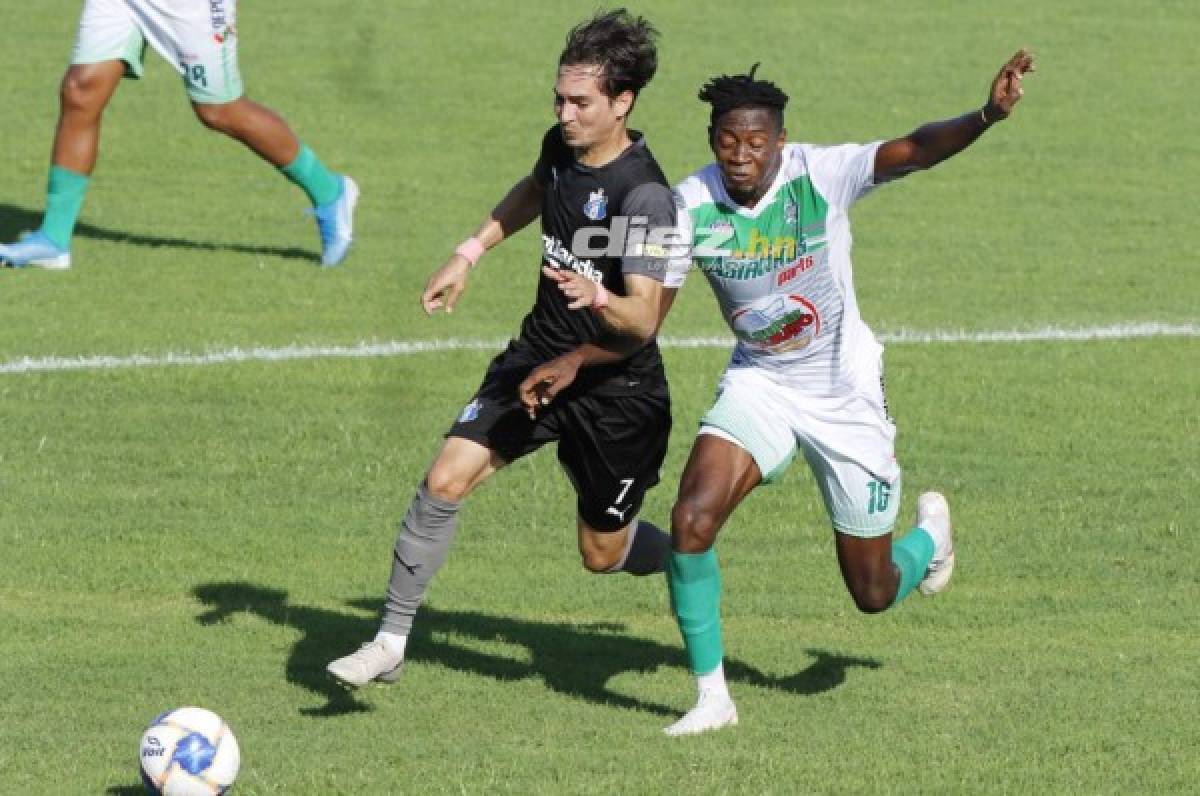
[673,141,885,393]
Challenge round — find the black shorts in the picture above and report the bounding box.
[448,343,671,531]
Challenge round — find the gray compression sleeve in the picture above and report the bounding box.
[380,483,460,635]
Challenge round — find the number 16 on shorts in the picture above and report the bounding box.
[866,479,891,515]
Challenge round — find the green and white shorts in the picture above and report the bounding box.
[71,0,243,104]
[699,361,902,537]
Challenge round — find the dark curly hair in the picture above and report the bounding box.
[698,63,789,129]
[559,8,659,100]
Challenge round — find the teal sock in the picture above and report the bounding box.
[280,144,342,207]
[667,549,724,676]
[891,527,936,604]
[40,166,90,249]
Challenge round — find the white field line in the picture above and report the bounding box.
[1,322,1196,376]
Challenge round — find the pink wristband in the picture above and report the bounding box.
[592,282,610,309]
[455,237,486,267]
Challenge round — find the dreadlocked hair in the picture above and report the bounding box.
[698,63,789,128]
[559,8,659,100]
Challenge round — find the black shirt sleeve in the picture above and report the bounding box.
[618,182,677,282]
[532,125,566,187]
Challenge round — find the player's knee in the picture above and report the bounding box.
[192,101,234,133]
[60,71,103,115]
[423,470,471,503]
[670,498,720,553]
[577,528,624,574]
[847,581,893,614]
[579,547,620,574]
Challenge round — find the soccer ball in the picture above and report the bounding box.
[139,707,240,795]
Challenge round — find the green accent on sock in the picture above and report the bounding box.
[667,549,724,675]
[892,527,936,604]
[40,166,90,250]
[280,144,342,207]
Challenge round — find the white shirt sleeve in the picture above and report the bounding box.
[661,188,693,289]
[801,141,884,209]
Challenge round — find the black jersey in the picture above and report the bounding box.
[515,125,677,395]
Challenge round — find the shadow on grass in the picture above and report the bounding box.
[192,581,881,719]
[0,202,319,264]
[104,787,145,795]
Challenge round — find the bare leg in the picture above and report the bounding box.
[576,514,670,575]
[190,96,355,265]
[834,532,900,614]
[671,433,761,553]
[191,97,299,167]
[663,433,760,736]
[326,437,505,687]
[0,61,126,261]
[51,61,126,174]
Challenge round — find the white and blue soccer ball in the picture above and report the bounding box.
[139,707,240,795]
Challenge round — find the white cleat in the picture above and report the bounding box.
[664,690,738,737]
[326,639,403,687]
[0,231,71,270]
[916,491,955,596]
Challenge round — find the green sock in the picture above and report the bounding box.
[667,549,724,676]
[891,527,936,604]
[280,144,342,207]
[40,166,90,250]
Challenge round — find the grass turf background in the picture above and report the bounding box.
[1,1,1196,792]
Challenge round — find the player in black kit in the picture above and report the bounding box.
[327,9,685,687]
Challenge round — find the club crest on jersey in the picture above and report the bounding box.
[583,188,608,221]
[458,399,482,424]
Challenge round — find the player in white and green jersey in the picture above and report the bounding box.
[662,51,1035,735]
[0,0,357,271]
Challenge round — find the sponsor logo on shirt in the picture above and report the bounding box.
[543,235,603,284]
[731,294,821,352]
[694,225,826,280]
[776,256,816,286]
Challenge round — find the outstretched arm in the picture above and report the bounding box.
[421,175,544,314]
[873,48,1035,183]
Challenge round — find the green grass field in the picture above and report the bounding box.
[2,1,1197,793]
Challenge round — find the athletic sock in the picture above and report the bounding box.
[891,526,936,604]
[39,165,89,249]
[280,144,342,207]
[667,548,724,676]
[697,661,730,701]
[610,519,671,575]
[380,483,460,635]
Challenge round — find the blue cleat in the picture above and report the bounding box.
[312,176,359,267]
[0,230,71,270]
